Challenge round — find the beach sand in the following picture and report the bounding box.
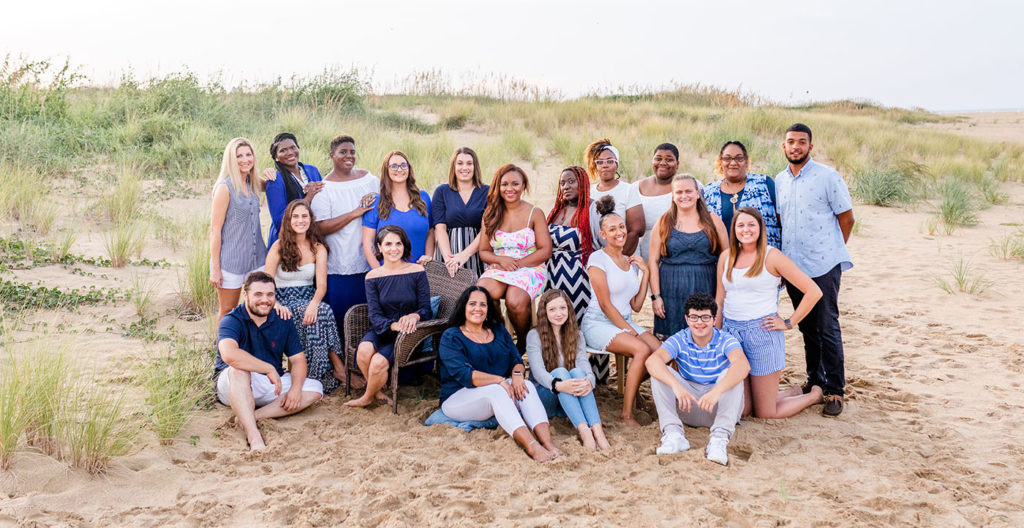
[1,113,1023,527]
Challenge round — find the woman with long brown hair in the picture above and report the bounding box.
[477,164,552,353]
[361,150,434,268]
[265,200,343,394]
[648,174,728,339]
[432,147,489,276]
[716,207,823,418]
[526,290,609,450]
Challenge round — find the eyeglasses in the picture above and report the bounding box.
[389,163,410,171]
[685,314,714,322]
[721,156,747,164]
[594,159,617,166]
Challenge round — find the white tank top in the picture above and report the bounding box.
[275,263,315,288]
[722,247,781,320]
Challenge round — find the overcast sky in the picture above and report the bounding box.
[4,0,1021,111]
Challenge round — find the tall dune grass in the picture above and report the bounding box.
[0,351,33,469]
[178,217,217,315]
[144,340,212,444]
[59,384,138,473]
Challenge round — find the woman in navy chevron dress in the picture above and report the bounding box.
[545,166,595,323]
[546,166,610,383]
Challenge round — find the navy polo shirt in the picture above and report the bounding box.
[214,304,303,376]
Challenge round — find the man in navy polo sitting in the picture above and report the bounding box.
[215,271,323,450]
[645,292,750,465]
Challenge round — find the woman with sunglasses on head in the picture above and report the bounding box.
[263,133,324,248]
[702,141,781,249]
[362,151,434,268]
[635,143,680,261]
[432,147,489,277]
[648,174,728,340]
[716,207,823,419]
[585,138,644,256]
[265,200,343,394]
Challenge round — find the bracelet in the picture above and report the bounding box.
[511,371,524,377]
[550,377,563,395]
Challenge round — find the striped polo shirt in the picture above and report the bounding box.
[662,328,741,385]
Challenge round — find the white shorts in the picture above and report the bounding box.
[216,368,324,407]
[214,266,265,290]
[581,310,648,351]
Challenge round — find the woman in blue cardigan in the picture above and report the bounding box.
[264,132,324,247]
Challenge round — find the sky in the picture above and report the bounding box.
[4,0,1022,112]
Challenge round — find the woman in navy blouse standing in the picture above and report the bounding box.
[432,147,489,277]
[346,225,432,408]
[439,286,563,462]
[264,133,324,248]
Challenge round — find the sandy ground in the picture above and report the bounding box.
[2,113,1023,527]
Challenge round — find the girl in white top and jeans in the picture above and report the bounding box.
[716,207,824,419]
[581,196,660,427]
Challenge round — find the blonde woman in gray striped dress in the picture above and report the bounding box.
[210,137,267,324]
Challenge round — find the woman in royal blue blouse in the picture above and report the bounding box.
[264,133,324,248]
[347,225,432,408]
[439,286,563,462]
[432,147,489,277]
[362,151,434,268]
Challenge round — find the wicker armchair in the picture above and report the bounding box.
[343,260,478,413]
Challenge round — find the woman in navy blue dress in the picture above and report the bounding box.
[263,133,324,247]
[432,147,489,277]
[346,225,432,408]
[361,151,434,268]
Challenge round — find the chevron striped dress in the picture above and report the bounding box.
[545,224,609,383]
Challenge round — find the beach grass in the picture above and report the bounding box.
[59,384,138,473]
[104,217,146,267]
[178,216,217,315]
[0,350,33,469]
[934,178,979,234]
[935,255,993,295]
[144,340,212,445]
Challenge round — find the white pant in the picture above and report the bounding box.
[441,380,548,435]
[216,368,323,407]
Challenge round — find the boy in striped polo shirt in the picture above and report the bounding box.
[645,292,750,465]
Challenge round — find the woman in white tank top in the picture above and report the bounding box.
[716,207,823,419]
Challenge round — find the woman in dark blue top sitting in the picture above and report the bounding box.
[346,225,432,408]
[432,147,489,277]
[264,133,324,247]
[439,286,563,462]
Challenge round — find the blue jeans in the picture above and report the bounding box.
[547,367,602,428]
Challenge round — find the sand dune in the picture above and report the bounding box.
[2,115,1023,527]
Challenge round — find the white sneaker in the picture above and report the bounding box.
[705,437,729,465]
[656,431,690,455]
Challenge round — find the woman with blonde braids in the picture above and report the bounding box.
[585,138,644,255]
[648,174,728,339]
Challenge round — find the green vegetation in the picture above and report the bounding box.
[990,230,1024,260]
[933,179,979,234]
[935,255,993,295]
[144,341,213,444]
[0,279,128,312]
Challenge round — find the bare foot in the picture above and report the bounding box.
[620,415,641,428]
[779,385,802,398]
[344,396,374,408]
[544,443,566,458]
[347,374,367,391]
[246,434,267,451]
[578,425,597,450]
[809,385,825,403]
[526,442,555,462]
[592,425,611,450]
[332,369,347,384]
[374,390,393,406]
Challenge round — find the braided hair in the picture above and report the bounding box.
[269,132,305,204]
[546,166,594,265]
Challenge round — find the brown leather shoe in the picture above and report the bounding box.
[823,395,844,416]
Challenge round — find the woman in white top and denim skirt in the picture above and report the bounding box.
[716,207,824,419]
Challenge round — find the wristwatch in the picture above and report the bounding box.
[651,294,662,301]
[784,318,792,330]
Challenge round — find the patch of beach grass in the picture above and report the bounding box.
[935,255,993,295]
[933,178,978,234]
[144,340,212,444]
